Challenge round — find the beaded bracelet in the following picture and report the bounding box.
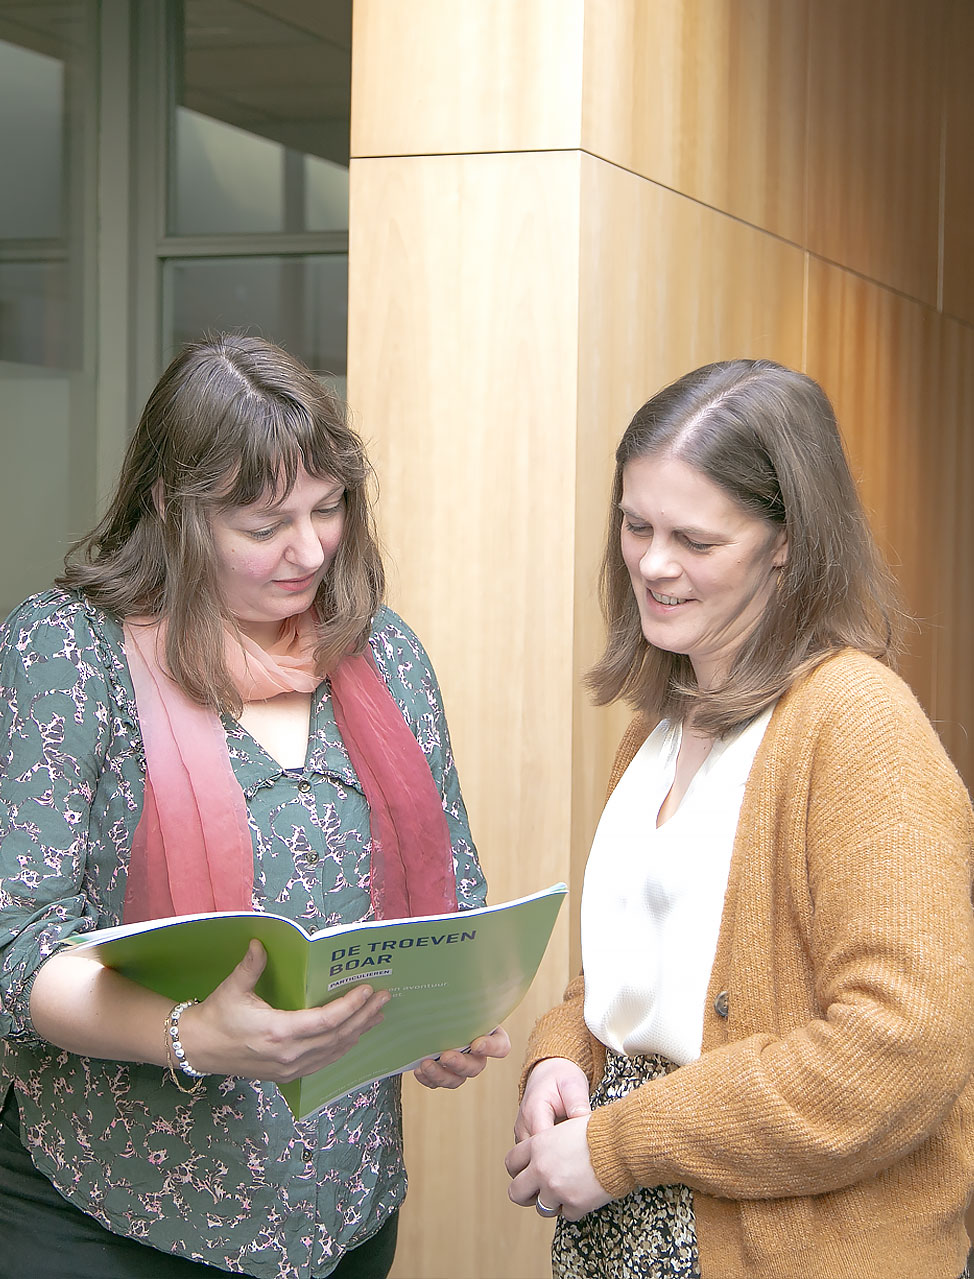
[164,999,206,1094]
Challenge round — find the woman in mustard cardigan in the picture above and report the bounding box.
[505,360,974,1279]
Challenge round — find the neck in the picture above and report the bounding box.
[232,618,289,650]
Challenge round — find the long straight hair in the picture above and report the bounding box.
[587,359,899,735]
[60,334,385,712]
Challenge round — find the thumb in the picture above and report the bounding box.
[560,1076,593,1118]
[226,938,267,996]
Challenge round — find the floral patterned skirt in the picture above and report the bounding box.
[551,1051,699,1279]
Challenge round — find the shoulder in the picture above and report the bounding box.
[773,649,967,797]
[779,649,931,736]
[1,587,125,679]
[368,605,436,674]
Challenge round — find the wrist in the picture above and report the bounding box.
[165,999,207,1093]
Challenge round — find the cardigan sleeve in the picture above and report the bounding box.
[518,974,597,1095]
[585,660,974,1201]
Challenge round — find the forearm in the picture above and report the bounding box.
[29,950,172,1065]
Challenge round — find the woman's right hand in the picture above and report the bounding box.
[178,939,390,1083]
[514,1056,592,1142]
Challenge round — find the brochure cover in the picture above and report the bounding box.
[68,882,568,1119]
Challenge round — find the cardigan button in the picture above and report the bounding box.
[713,990,730,1019]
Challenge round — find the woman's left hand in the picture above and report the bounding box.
[412,1025,511,1090]
[505,1115,613,1222]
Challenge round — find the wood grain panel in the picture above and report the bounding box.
[932,316,974,788]
[806,0,945,304]
[804,256,974,786]
[570,154,807,965]
[581,0,808,242]
[347,150,584,1279]
[943,0,974,324]
[350,0,585,157]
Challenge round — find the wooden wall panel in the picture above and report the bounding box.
[581,0,808,243]
[804,257,974,778]
[806,0,945,306]
[944,0,974,324]
[932,318,974,786]
[570,157,806,965]
[350,0,585,157]
[347,149,583,1279]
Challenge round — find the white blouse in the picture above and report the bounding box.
[581,705,774,1065]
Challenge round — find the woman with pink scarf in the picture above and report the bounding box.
[0,333,507,1278]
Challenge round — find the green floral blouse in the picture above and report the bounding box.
[0,589,485,1277]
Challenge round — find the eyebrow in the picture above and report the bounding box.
[253,481,345,515]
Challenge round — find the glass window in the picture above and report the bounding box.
[161,0,351,376]
[165,254,348,387]
[0,2,94,618]
[0,39,64,241]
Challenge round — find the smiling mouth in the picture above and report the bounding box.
[650,590,688,606]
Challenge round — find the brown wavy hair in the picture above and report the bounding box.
[587,359,900,735]
[59,333,385,712]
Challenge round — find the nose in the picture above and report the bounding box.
[638,540,679,581]
[285,519,327,571]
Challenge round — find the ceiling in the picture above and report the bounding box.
[0,0,352,164]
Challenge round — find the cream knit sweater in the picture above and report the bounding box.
[523,650,974,1279]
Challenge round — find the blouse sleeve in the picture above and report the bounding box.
[0,594,122,1039]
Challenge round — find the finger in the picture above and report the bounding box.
[281,987,389,1052]
[436,1048,484,1078]
[514,1094,558,1141]
[412,1060,457,1090]
[507,1167,542,1209]
[467,1026,511,1060]
[504,1138,532,1179]
[559,1076,593,1119]
[412,1053,471,1089]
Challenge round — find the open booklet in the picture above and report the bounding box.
[67,882,568,1120]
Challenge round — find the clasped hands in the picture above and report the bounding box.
[179,939,510,1088]
[505,1057,612,1222]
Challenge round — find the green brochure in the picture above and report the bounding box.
[67,882,568,1120]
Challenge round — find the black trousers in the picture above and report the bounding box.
[0,1091,397,1279]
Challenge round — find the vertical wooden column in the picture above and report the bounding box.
[348,6,588,1277]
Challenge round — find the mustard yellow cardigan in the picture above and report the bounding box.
[523,650,974,1279]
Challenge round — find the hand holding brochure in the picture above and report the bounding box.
[68,883,567,1120]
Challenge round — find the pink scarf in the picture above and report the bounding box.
[122,613,458,924]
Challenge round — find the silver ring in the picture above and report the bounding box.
[535,1196,560,1218]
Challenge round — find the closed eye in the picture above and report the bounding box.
[623,519,651,537]
[680,534,714,552]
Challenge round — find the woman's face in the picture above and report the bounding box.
[620,453,787,690]
[210,467,346,646]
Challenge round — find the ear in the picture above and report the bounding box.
[771,526,788,569]
[151,478,166,518]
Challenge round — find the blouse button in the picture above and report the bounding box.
[302,1146,315,1163]
[714,991,730,1019]
[306,852,320,866]
[298,780,311,793]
